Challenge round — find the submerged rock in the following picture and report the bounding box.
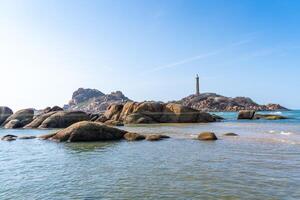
[237,110,256,120]
[223,133,239,136]
[2,108,34,128]
[124,132,145,141]
[197,132,218,140]
[253,114,287,120]
[146,134,170,141]
[18,136,36,139]
[0,106,13,125]
[1,135,17,141]
[50,121,127,142]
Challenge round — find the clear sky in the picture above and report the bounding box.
[0,0,299,111]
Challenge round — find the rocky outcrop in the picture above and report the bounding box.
[174,93,288,112]
[197,132,218,140]
[48,121,127,142]
[101,101,218,124]
[64,88,131,113]
[38,111,89,129]
[238,110,287,120]
[0,106,13,125]
[2,109,34,128]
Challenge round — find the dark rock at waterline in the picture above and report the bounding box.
[124,132,145,141]
[253,114,288,120]
[38,111,89,129]
[146,134,170,141]
[49,121,127,142]
[223,133,239,136]
[197,132,218,140]
[1,135,17,141]
[237,110,256,120]
[18,136,36,139]
[2,109,34,128]
[0,106,13,125]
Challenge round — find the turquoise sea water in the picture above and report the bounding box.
[1,111,300,199]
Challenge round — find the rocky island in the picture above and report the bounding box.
[173,93,287,112]
[64,88,287,114]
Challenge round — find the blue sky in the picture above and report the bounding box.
[0,0,299,110]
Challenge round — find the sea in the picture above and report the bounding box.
[1,110,300,199]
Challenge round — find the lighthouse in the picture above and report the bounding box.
[196,74,200,96]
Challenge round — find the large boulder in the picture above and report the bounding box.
[0,106,13,125]
[197,132,218,140]
[104,104,124,121]
[237,110,256,120]
[38,111,89,129]
[24,111,57,128]
[2,108,34,128]
[105,101,218,124]
[160,103,216,123]
[50,121,127,142]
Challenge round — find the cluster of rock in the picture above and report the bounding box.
[64,88,131,113]
[38,122,238,143]
[93,101,219,125]
[237,110,288,120]
[0,102,219,130]
[0,106,91,129]
[38,121,171,142]
[174,93,287,112]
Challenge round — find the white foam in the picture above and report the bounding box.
[269,130,275,133]
[280,131,293,136]
[269,111,282,115]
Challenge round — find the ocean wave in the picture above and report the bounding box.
[268,111,283,115]
[268,130,293,136]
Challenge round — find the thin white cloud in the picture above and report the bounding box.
[141,37,253,75]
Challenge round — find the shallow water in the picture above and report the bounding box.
[1,111,300,199]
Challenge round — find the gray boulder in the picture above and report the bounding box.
[0,106,13,125]
[2,109,34,128]
[49,121,127,142]
[237,110,256,120]
[38,111,89,129]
